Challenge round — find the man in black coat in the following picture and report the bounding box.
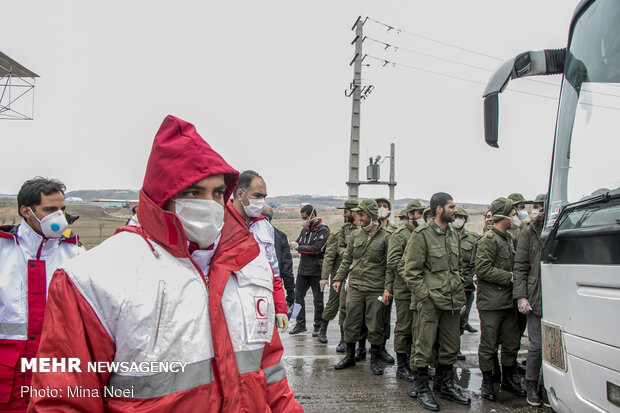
[262,205,295,309]
[289,204,330,336]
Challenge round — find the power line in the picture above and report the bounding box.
[364,36,493,73]
[364,54,560,101]
[363,33,562,89]
[366,17,503,62]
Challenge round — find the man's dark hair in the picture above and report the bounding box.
[430,192,453,216]
[17,177,66,217]
[132,205,138,214]
[300,204,315,217]
[234,170,263,199]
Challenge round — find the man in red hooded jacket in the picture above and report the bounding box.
[26,115,303,412]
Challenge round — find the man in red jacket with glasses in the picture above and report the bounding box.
[27,115,303,412]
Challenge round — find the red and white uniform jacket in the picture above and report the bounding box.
[237,208,287,314]
[0,221,81,412]
[27,114,303,413]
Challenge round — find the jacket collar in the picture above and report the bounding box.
[16,218,60,259]
[491,226,509,240]
[119,189,191,258]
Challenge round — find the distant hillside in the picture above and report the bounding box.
[66,189,139,201]
[62,190,488,211]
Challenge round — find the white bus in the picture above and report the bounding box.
[482,1,620,411]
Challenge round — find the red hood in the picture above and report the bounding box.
[130,115,240,257]
[141,115,239,207]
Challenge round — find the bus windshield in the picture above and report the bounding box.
[546,0,620,233]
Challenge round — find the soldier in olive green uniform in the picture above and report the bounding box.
[384,200,426,382]
[333,199,391,375]
[506,193,531,244]
[317,199,359,347]
[507,193,533,374]
[403,193,470,411]
[475,198,526,401]
[452,208,479,362]
[375,197,397,365]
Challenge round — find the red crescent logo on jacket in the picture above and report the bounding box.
[254,296,268,319]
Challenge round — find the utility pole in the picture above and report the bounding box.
[389,143,395,210]
[346,16,363,200]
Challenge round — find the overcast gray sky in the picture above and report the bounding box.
[1,0,581,204]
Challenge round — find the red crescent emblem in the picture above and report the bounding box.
[256,298,267,317]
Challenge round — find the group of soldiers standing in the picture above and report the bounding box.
[302,191,545,411]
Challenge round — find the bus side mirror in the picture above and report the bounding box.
[484,93,499,148]
[482,48,565,148]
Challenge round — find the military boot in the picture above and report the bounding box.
[334,343,356,370]
[501,365,526,396]
[355,339,367,361]
[407,369,419,398]
[396,353,416,382]
[480,370,497,401]
[416,368,440,411]
[369,345,384,375]
[525,379,541,407]
[335,326,346,353]
[438,365,471,406]
[317,320,328,344]
[378,341,395,364]
[433,371,441,392]
[427,366,436,380]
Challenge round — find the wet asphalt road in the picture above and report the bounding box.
[281,262,548,412]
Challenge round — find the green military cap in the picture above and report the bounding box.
[352,199,379,219]
[455,207,469,219]
[507,193,533,204]
[422,206,432,219]
[533,194,546,204]
[374,197,392,210]
[337,198,359,210]
[489,197,515,222]
[406,200,426,212]
[398,208,408,218]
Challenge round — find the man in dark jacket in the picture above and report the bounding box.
[513,205,548,407]
[262,205,295,309]
[289,204,330,335]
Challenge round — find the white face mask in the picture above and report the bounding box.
[452,218,465,230]
[242,192,265,218]
[29,208,68,239]
[362,220,378,232]
[378,207,390,219]
[517,209,529,220]
[415,218,425,227]
[510,215,522,229]
[531,208,540,216]
[174,199,224,249]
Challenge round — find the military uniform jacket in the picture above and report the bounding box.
[322,222,356,281]
[402,220,466,311]
[475,227,515,310]
[385,223,414,299]
[334,226,390,292]
[459,229,479,292]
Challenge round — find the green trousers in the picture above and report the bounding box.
[343,287,385,345]
[412,298,460,368]
[321,281,341,322]
[478,308,520,371]
[393,298,413,354]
